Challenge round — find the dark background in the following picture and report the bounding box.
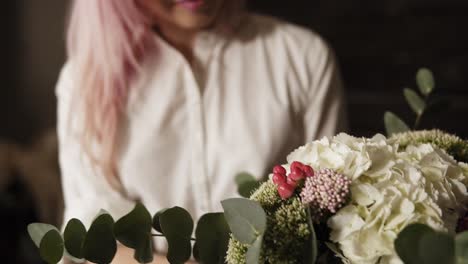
[2,0,468,263]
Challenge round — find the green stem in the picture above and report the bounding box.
[414,113,423,130]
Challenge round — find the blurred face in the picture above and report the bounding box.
[138,0,226,31]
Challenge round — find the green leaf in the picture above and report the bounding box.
[404,88,426,115]
[221,198,267,244]
[195,213,231,264]
[246,235,263,264]
[456,232,468,264]
[114,203,153,263]
[27,223,58,248]
[238,181,261,198]
[419,231,454,264]
[114,203,152,248]
[235,172,256,186]
[152,208,168,234]
[63,219,86,260]
[193,242,201,262]
[304,207,318,264]
[417,68,435,96]
[134,234,154,264]
[394,223,434,264]
[159,207,194,264]
[83,213,117,264]
[384,111,410,136]
[39,229,64,264]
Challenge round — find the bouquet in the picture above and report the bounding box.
[27,69,468,264]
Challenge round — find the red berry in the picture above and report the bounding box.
[273,165,287,175]
[289,168,305,181]
[272,173,286,185]
[303,165,314,177]
[290,161,304,171]
[286,176,298,187]
[277,183,295,199]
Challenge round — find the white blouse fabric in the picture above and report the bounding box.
[57,14,346,248]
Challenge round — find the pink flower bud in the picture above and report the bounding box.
[278,183,295,199]
[273,165,287,175]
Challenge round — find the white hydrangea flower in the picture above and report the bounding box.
[287,133,468,264]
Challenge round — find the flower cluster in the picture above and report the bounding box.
[300,168,351,218]
[288,133,468,263]
[229,132,468,264]
[271,161,314,199]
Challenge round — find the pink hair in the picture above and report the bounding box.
[66,0,245,189]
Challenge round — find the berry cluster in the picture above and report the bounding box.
[300,168,351,217]
[272,161,315,199]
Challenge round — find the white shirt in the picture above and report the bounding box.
[57,14,346,243]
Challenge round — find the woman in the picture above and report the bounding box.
[58,0,346,262]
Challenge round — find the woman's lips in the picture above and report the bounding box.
[173,0,205,11]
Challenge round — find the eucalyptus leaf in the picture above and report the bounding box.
[238,180,261,198]
[83,213,117,264]
[114,203,152,248]
[384,111,410,136]
[195,213,230,264]
[114,203,153,263]
[456,232,468,264]
[63,218,86,260]
[394,224,432,263]
[39,229,64,264]
[246,235,263,264]
[221,198,267,244]
[394,223,434,264]
[193,242,201,262]
[133,234,154,264]
[419,231,454,264]
[235,172,256,186]
[404,88,426,115]
[417,68,435,96]
[27,223,58,248]
[152,208,168,233]
[160,207,194,264]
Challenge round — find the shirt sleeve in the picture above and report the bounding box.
[303,37,348,141]
[56,64,135,229]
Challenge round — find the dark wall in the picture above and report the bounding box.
[250,0,468,137]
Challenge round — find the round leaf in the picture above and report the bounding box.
[395,224,434,264]
[39,229,64,264]
[83,213,116,264]
[221,198,267,244]
[160,207,194,263]
[235,172,256,186]
[195,213,230,264]
[456,232,468,264]
[63,218,87,259]
[384,111,410,136]
[419,231,454,264]
[27,223,58,248]
[238,181,261,198]
[133,235,154,264]
[417,68,435,96]
[114,202,152,248]
[152,208,168,233]
[246,235,263,264]
[404,88,426,115]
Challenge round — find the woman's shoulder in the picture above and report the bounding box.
[240,13,331,54]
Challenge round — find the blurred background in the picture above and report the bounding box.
[2,0,468,263]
